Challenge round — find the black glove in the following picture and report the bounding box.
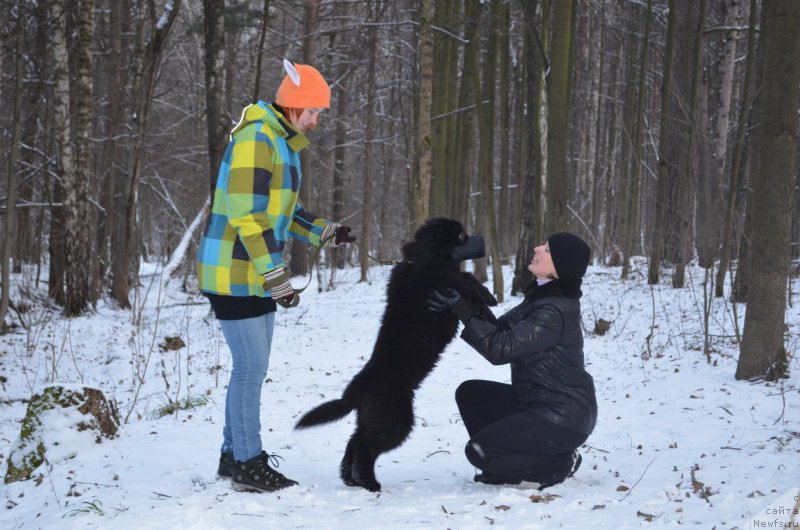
[322,223,357,247]
[334,225,357,246]
[425,289,477,323]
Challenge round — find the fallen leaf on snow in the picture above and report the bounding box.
[529,493,560,503]
[637,510,657,522]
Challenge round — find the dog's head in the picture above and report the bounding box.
[401,218,485,267]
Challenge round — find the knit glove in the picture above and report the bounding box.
[321,223,357,247]
[262,267,299,308]
[425,289,478,323]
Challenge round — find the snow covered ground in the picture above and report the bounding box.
[1,258,798,529]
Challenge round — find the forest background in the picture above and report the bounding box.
[0,0,798,381]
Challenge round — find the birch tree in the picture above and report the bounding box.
[716,0,758,297]
[50,0,73,307]
[62,0,96,315]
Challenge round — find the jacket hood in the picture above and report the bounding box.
[229,101,309,152]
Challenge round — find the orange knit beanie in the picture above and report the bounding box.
[275,60,331,109]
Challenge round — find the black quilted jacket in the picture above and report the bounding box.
[460,279,597,435]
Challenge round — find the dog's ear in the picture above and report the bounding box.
[410,229,438,266]
[414,245,436,267]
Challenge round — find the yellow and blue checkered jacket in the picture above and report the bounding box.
[196,102,332,297]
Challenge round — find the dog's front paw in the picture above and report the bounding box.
[472,284,497,306]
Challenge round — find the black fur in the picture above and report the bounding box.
[295,218,497,492]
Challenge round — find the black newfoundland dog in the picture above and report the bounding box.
[295,218,497,492]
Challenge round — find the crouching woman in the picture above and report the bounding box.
[427,232,597,488]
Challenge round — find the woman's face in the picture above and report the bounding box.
[290,108,323,132]
[528,242,558,280]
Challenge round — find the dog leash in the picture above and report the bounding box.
[366,253,412,266]
[295,242,411,292]
[281,236,411,309]
[291,233,336,296]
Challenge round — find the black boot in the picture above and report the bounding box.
[474,451,583,489]
[566,451,582,478]
[232,452,299,493]
[534,450,583,490]
[473,472,522,486]
[217,452,234,480]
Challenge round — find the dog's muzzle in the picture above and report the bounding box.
[451,235,486,262]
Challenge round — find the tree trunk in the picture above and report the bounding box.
[452,0,481,226]
[512,0,542,295]
[672,0,708,288]
[62,0,96,316]
[50,0,74,307]
[1,12,24,330]
[696,0,739,271]
[621,0,652,280]
[736,0,800,380]
[431,0,452,218]
[588,0,607,261]
[94,0,129,299]
[414,0,434,229]
[472,0,503,302]
[290,0,319,277]
[545,0,574,233]
[615,35,636,267]
[602,46,622,261]
[332,71,350,269]
[717,0,758,297]
[442,0,461,219]
[111,0,182,309]
[359,16,378,283]
[15,1,49,270]
[648,0,677,285]
[252,0,270,104]
[498,1,511,257]
[203,0,227,197]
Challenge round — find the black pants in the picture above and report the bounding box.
[455,380,587,485]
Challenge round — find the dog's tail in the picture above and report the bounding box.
[295,398,355,429]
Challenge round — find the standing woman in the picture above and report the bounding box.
[197,60,356,493]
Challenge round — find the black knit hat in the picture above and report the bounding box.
[547,232,591,280]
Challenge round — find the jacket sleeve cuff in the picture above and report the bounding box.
[321,223,340,247]
[460,315,490,344]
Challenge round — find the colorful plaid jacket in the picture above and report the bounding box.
[196,102,333,297]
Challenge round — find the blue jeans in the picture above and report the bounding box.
[218,312,275,462]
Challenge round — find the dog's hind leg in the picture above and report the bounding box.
[350,437,382,492]
[351,403,414,492]
[340,431,360,487]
